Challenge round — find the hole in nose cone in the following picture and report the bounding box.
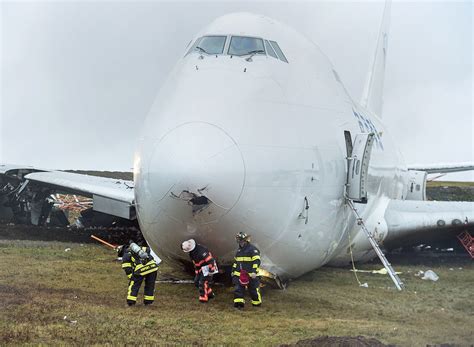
[145,122,245,223]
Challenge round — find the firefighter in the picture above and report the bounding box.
[181,239,218,303]
[232,232,262,309]
[117,241,159,306]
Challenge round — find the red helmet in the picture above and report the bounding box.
[239,269,250,286]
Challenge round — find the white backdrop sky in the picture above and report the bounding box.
[1,0,472,180]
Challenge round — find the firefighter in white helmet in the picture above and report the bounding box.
[182,239,218,303]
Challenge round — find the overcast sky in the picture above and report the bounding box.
[1,0,472,180]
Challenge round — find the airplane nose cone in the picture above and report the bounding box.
[142,122,245,224]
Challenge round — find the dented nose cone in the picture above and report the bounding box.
[140,122,245,225]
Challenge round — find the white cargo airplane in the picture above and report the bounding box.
[1,3,473,283]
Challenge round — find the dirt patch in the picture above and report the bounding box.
[281,335,388,346]
[0,284,28,308]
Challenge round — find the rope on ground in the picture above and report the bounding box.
[348,231,364,287]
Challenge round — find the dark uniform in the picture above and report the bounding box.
[232,241,262,308]
[121,246,159,305]
[189,244,217,302]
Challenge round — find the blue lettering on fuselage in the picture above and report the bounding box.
[352,109,384,150]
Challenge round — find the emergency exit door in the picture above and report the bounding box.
[344,132,375,203]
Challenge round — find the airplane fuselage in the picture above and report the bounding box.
[133,13,407,280]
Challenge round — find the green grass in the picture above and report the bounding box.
[0,240,473,345]
[427,181,474,188]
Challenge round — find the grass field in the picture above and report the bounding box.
[427,181,474,188]
[0,240,472,345]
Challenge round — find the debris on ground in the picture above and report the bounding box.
[415,270,424,277]
[63,316,77,324]
[421,270,439,281]
[64,248,71,252]
[0,223,143,246]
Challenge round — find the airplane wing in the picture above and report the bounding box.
[0,164,43,176]
[0,165,135,220]
[407,162,474,174]
[384,199,474,243]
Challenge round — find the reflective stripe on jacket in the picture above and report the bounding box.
[232,243,260,277]
[189,244,217,275]
[122,246,158,277]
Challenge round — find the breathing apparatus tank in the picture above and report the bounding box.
[129,242,150,264]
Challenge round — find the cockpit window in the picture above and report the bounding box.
[228,36,265,56]
[186,36,227,56]
[269,41,288,63]
[264,40,278,59]
[185,35,289,64]
[196,36,227,54]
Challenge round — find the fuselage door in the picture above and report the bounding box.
[405,170,427,201]
[345,132,375,203]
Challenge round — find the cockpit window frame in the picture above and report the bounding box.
[185,37,202,57]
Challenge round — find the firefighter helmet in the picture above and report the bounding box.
[236,232,250,242]
[116,244,126,257]
[181,239,196,253]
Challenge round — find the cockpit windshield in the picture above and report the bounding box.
[195,35,227,54]
[185,35,288,63]
[228,36,265,56]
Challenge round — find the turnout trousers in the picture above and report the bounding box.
[127,271,157,305]
[197,273,214,302]
[233,278,262,307]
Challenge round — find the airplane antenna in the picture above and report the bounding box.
[361,0,392,117]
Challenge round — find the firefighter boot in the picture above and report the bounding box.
[234,302,244,310]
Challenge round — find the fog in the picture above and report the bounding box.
[1,1,472,180]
